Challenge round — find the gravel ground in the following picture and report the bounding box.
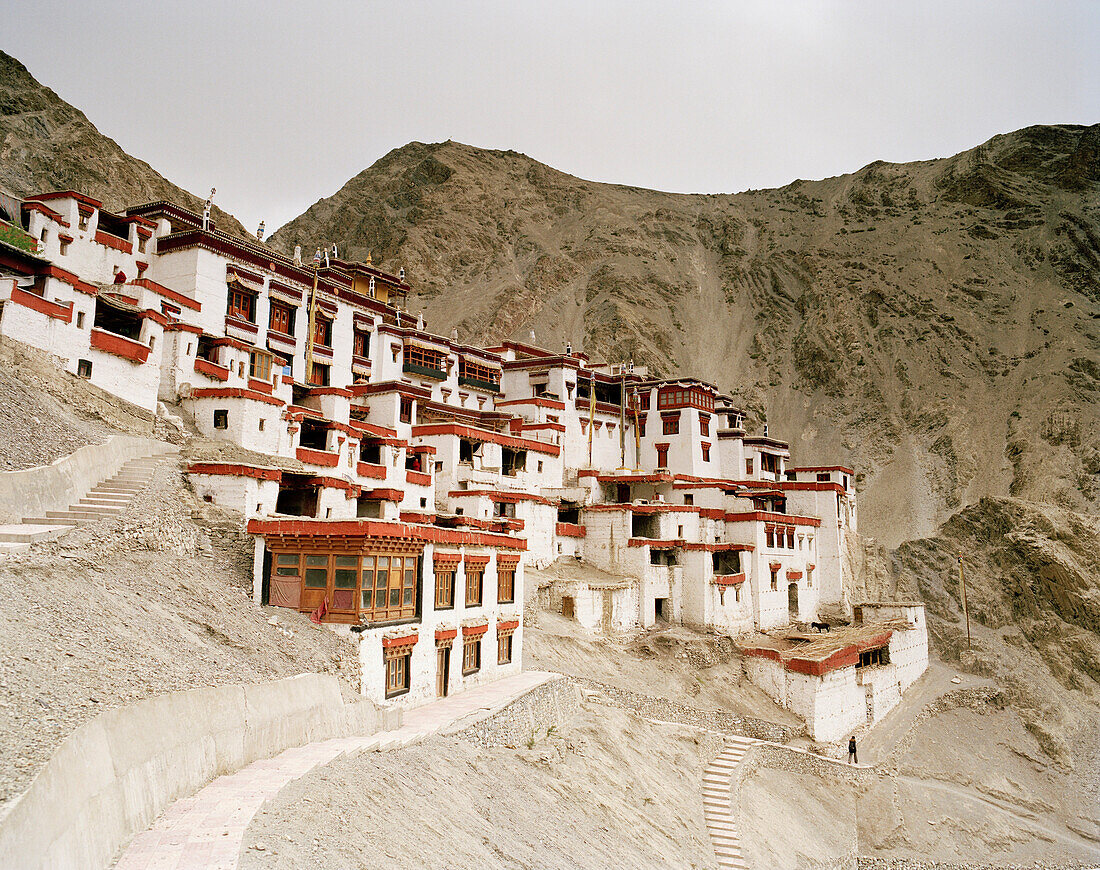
[0,337,154,472]
[0,460,361,808]
[239,704,722,870]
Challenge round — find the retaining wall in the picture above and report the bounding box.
[453,674,581,747]
[0,673,389,870]
[0,434,179,523]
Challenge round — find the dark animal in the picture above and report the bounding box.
[811,621,830,632]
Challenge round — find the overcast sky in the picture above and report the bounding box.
[5,1,1098,233]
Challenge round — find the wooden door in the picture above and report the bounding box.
[437,646,450,697]
[300,553,329,613]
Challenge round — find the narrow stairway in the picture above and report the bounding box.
[703,734,760,870]
[0,453,178,552]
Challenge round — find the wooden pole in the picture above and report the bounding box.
[957,554,971,649]
[619,369,626,469]
[304,256,320,385]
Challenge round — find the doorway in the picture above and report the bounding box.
[788,582,799,618]
[437,646,450,698]
[561,595,575,619]
[654,597,669,623]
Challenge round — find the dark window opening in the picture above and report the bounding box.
[459,438,481,464]
[269,301,294,335]
[276,474,319,517]
[557,506,580,524]
[712,552,741,574]
[313,317,332,348]
[502,447,526,476]
[96,211,129,240]
[405,452,423,472]
[631,513,659,538]
[561,595,575,619]
[493,501,516,518]
[858,647,889,669]
[816,472,831,482]
[196,335,219,363]
[308,362,330,387]
[654,597,669,622]
[359,440,382,465]
[356,498,382,518]
[76,358,92,378]
[213,409,228,430]
[299,420,329,451]
[400,396,413,423]
[93,301,142,341]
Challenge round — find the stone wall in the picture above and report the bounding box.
[453,674,581,747]
[569,675,800,741]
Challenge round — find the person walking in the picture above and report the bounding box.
[848,736,858,764]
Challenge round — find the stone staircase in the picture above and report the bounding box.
[703,734,760,870]
[0,453,177,553]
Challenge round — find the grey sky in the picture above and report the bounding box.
[5,1,1098,234]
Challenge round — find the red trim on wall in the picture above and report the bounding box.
[787,570,803,580]
[194,358,230,381]
[43,265,96,295]
[10,287,73,323]
[247,378,273,394]
[496,553,521,566]
[725,511,822,527]
[187,462,281,481]
[435,627,458,641]
[94,230,133,253]
[130,278,201,311]
[462,623,489,637]
[555,522,586,538]
[447,489,551,505]
[464,554,490,567]
[713,573,746,586]
[90,328,149,363]
[246,517,525,550]
[494,397,566,410]
[296,446,340,467]
[190,387,284,406]
[412,422,560,456]
[405,470,432,486]
[496,619,520,632]
[362,487,404,501]
[382,632,418,648]
[356,462,387,480]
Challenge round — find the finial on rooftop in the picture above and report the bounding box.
[202,187,215,230]
[256,220,265,242]
[566,342,572,355]
[417,311,425,330]
[529,329,537,343]
[366,250,373,265]
[451,327,459,341]
[293,245,302,266]
[399,267,405,281]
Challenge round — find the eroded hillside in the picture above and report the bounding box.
[273,129,1100,545]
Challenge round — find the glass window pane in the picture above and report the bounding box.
[276,566,299,576]
[389,588,400,606]
[375,589,387,608]
[276,553,299,566]
[404,568,415,589]
[335,555,358,568]
[403,587,413,604]
[376,569,387,588]
[306,554,327,567]
[334,569,357,588]
[304,568,327,588]
[361,589,372,609]
[377,556,389,573]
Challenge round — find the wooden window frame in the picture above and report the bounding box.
[662,414,679,436]
[384,648,412,698]
[701,441,711,462]
[497,568,515,604]
[434,569,455,609]
[228,287,255,322]
[498,632,513,665]
[249,349,273,382]
[655,443,669,468]
[405,344,445,371]
[399,396,413,424]
[465,568,483,608]
[269,301,293,335]
[462,637,481,675]
[314,317,332,348]
[353,330,371,358]
[699,414,710,437]
[745,458,754,475]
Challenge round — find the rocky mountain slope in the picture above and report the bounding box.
[272,129,1100,546]
[0,51,245,235]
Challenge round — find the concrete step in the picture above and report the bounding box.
[89,486,142,495]
[22,516,80,526]
[78,496,131,507]
[109,475,155,483]
[48,510,116,521]
[0,523,72,543]
[0,542,32,554]
[67,504,123,515]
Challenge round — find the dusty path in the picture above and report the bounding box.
[896,775,1100,857]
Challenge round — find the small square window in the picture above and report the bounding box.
[75,311,85,329]
[420,497,428,508]
[213,409,228,429]
[258,419,265,431]
[76,359,92,378]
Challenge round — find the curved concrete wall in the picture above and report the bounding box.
[0,673,386,870]
[0,434,178,524]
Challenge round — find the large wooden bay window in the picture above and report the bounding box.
[272,545,420,624]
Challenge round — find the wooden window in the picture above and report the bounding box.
[766,526,775,548]
[634,391,650,411]
[770,567,779,590]
[701,442,711,462]
[459,358,501,387]
[400,396,413,423]
[384,649,411,698]
[498,633,513,665]
[304,554,328,589]
[213,409,228,429]
[76,358,92,378]
[269,302,293,335]
[462,637,481,675]
[405,344,445,370]
[745,458,754,475]
[637,417,646,438]
[275,553,299,575]
[806,566,813,588]
[314,317,332,348]
[434,570,455,609]
[357,554,418,622]
[787,528,795,549]
[655,444,669,468]
[353,330,370,358]
[228,288,254,322]
[662,415,679,435]
[816,472,831,482]
[249,349,273,382]
[497,568,515,604]
[465,568,483,607]
[700,414,710,437]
